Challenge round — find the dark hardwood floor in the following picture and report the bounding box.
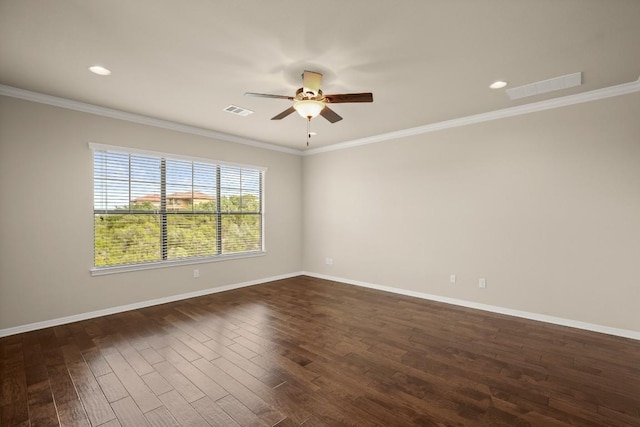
[1,276,639,426]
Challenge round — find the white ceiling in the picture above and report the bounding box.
[1,0,639,151]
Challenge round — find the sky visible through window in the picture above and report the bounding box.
[94,151,261,211]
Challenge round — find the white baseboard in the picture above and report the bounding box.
[4,271,638,341]
[303,271,640,341]
[0,271,303,338]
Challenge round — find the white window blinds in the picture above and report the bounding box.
[91,144,264,269]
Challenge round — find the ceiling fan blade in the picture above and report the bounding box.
[245,92,294,100]
[324,92,373,103]
[302,70,323,95]
[271,106,296,120]
[320,106,343,123]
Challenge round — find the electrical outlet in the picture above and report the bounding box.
[479,278,487,288]
[450,274,456,284]
[325,258,333,265]
[193,269,199,278]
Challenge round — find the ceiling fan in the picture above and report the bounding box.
[245,70,373,124]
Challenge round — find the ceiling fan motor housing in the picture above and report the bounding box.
[296,87,323,101]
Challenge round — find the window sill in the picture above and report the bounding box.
[90,251,266,276]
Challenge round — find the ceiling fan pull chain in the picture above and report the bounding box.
[306,117,311,147]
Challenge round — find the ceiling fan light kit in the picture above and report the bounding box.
[294,99,325,119]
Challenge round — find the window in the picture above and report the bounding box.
[91,143,264,272]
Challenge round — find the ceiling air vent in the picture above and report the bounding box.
[506,72,582,100]
[223,105,254,116]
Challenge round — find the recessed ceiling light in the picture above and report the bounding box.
[89,65,111,76]
[490,80,508,89]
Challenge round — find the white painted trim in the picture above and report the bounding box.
[90,251,267,276]
[3,271,638,340]
[0,271,303,338]
[302,272,640,341]
[2,80,639,157]
[0,84,301,156]
[303,78,640,155]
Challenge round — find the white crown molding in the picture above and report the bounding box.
[303,272,640,341]
[2,79,639,157]
[0,271,303,338]
[0,84,302,156]
[303,78,640,156]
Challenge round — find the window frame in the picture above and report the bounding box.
[89,143,266,276]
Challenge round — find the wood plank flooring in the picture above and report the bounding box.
[1,275,639,426]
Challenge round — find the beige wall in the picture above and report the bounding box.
[0,96,303,330]
[303,93,640,332]
[2,92,639,334]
